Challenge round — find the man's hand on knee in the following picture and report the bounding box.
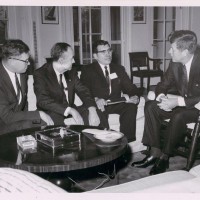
[95,97,107,112]
[126,95,139,104]
[88,106,100,126]
[68,107,84,125]
[39,111,54,126]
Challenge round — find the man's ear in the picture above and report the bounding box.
[183,49,189,57]
[93,53,97,60]
[58,57,63,64]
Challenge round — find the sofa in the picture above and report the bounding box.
[27,75,146,153]
[1,164,200,193]
[90,163,200,193]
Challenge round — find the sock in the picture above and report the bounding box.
[150,147,162,158]
[160,153,169,160]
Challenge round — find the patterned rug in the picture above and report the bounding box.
[66,151,200,192]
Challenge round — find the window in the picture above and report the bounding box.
[73,6,122,66]
[153,7,176,71]
[110,6,121,65]
[73,6,101,65]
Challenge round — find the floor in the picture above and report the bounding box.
[63,150,200,192]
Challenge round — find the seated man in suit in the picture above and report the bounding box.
[0,39,54,134]
[34,42,105,127]
[80,40,140,142]
[132,30,200,175]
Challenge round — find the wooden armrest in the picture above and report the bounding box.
[149,57,162,70]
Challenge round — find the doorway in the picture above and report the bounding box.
[73,6,123,66]
[153,7,176,71]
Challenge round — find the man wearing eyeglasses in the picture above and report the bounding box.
[0,39,54,134]
[80,40,140,142]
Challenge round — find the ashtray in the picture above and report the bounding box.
[35,126,81,149]
[93,131,123,143]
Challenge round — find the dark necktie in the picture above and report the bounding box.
[59,74,64,90]
[15,73,22,104]
[59,74,69,103]
[182,65,188,96]
[104,66,110,86]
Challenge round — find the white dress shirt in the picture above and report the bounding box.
[3,64,22,103]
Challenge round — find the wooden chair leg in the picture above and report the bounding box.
[140,77,143,89]
[147,77,150,93]
[131,75,133,83]
[185,118,200,171]
[140,77,144,95]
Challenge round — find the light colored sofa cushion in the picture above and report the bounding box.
[89,170,195,193]
[1,165,200,193]
[91,165,200,193]
[136,177,200,193]
[0,168,66,193]
[189,164,200,177]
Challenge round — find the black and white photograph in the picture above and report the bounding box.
[0,0,200,199]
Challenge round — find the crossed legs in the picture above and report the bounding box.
[133,100,199,175]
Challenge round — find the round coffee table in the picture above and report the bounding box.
[0,125,128,173]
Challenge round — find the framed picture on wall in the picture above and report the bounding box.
[132,7,146,24]
[41,6,59,24]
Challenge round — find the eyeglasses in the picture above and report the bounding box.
[97,48,113,54]
[9,57,30,65]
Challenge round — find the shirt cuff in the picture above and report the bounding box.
[156,93,165,102]
[64,107,72,117]
[88,106,96,111]
[178,96,186,106]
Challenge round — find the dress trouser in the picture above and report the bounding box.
[102,103,138,142]
[142,100,199,155]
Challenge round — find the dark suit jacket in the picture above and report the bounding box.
[155,47,200,108]
[80,62,139,100]
[33,62,96,117]
[0,61,41,133]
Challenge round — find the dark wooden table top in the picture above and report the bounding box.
[0,125,128,173]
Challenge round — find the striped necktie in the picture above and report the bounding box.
[15,73,22,104]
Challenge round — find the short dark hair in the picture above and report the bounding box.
[168,30,197,54]
[92,40,110,53]
[2,39,29,59]
[51,43,71,61]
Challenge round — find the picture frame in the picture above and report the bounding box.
[132,7,146,24]
[41,6,59,24]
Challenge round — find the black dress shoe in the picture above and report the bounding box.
[131,155,157,168]
[149,158,169,175]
